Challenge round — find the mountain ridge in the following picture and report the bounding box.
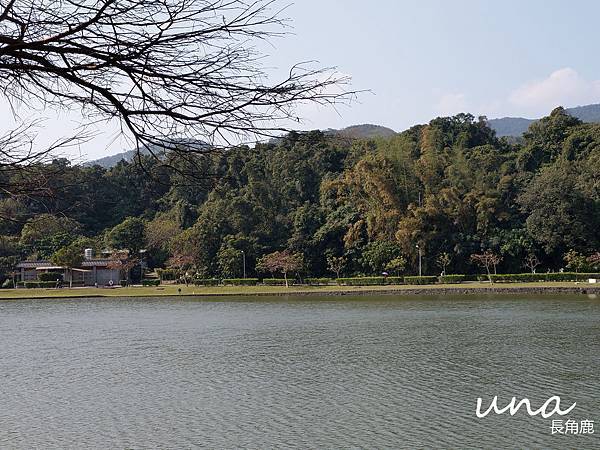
[86,124,398,167]
[86,103,600,167]
[487,103,600,137]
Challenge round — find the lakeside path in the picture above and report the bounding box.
[0,282,599,300]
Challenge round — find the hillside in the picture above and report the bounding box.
[488,103,600,137]
[89,125,397,168]
[326,124,397,139]
[85,149,140,168]
[85,139,208,168]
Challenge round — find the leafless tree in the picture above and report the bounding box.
[107,250,139,284]
[0,0,354,172]
[471,251,503,282]
[523,253,540,274]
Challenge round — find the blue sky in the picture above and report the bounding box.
[275,0,600,131]
[3,0,600,160]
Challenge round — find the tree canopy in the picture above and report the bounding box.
[1,108,598,282]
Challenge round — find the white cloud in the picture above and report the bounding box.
[508,67,600,115]
[434,93,468,116]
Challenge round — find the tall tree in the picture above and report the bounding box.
[0,0,353,196]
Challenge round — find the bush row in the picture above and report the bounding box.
[193,278,220,286]
[404,276,439,285]
[15,273,593,289]
[489,272,600,283]
[263,278,288,286]
[17,281,59,288]
[222,278,259,286]
[337,277,386,286]
[305,278,333,285]
[439,275,466,284]
[335,276,439,286]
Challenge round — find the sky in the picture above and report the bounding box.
[3,0,600,161]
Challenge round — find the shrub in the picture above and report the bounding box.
[222,278,258,286]
[120,280,128,287]
[463,274,481,282]
[23,281,57,288]
[548,272,600,282]
[305,278,333,285]
[193,278,220,286]
[488,272,600,283]
[385,276,404,285]
[38,272,63,282]
[438,275,465,284]
[141,279,161,286]
[489,273,544,283]
[336,277,386,286]
[2,279,14,289]
[404,276,438,285]
[16,281,24,288]
[262,278,287,286]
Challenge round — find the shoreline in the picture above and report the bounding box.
[0,283,599,300]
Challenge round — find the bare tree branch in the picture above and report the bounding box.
[0,0,356,160]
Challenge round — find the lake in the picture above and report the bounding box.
[1,294,599,449]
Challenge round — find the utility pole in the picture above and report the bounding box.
[241,250,246,279]
[416,244,422,277]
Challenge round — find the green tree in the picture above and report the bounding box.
[105,217,146,254]
[361,241,403,274]
[563,250,589,273]
[217,238,244,278]
[386,256,407,277]
[51,242,85,288]
[20,214,82,245]
[519,162,595,256]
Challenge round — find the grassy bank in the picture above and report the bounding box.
[0,282,599,300]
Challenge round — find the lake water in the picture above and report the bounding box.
[1,294,599,449]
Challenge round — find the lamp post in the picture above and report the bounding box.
[416,244,422,277]
[241,250,246,279]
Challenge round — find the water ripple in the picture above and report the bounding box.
[0,294,599,449]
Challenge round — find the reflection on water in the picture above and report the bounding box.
[1,294,599,448]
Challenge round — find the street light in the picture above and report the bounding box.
[241,250,246,279]
[415,244,422,277]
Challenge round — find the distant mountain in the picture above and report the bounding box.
[85,139,208,168]
[565,103,600,122]
[486,117,534,138]
[326,124,397,139]
[488,103,600,137]
[84,149,140,168]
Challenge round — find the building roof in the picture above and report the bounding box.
[17,261,53,269]
[81,259,114,267]
[17,259,115,269]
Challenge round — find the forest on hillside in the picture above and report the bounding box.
[1,107,599,281]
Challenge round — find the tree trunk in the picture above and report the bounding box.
[69,268,73,289]
[284,272,288,288]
